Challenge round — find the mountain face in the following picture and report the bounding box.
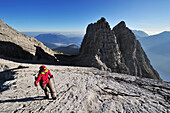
[78,18,128,74]
[0,19,57,63]
[54,44,79,55]
[132,30,149,38]
[113,22,160,79]
[135,31,170,81]
[77,18,160,80]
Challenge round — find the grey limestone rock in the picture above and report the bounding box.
[78,18,160,80]
[78,17,128,73]
[113,21,160,79]
[0,58,169,112]
[0,19,57,63]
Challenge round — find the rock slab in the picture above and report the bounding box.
[0,58,169,113]
[0,19,57,63]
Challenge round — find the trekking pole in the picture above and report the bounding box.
[33,74,41,105]
[52,77,57,95]
[36,85,39,98]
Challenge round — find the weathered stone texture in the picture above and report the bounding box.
[0,19,57,62]
[78,18,160,79]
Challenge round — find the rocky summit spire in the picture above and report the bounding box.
[78,17,128,73]
[113,21,160,79]
[77,18,160,80]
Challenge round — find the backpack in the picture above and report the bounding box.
[39,69,50,84]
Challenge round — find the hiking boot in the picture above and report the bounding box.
[52,97,56,100]
[43,96,49,99]
[51,92,56,100]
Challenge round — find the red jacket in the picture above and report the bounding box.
[36,69,52,85]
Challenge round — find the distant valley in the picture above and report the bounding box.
[23,32,83,49]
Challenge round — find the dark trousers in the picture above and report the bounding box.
[40,80,55,98]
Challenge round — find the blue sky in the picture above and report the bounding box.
[0,0,170,35]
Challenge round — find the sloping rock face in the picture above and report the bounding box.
[0,58,169,112]
[113,21,160,79]
[78,18,128,73]
[0,19,57,63]
[78,18,160,79]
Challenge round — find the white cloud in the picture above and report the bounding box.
[53,43,67,47]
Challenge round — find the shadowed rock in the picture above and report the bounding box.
[0,19,58,63]
[77,17,128,73]
[0,41,34,60]
[113,21,160,79]
[0,59,169,112]
[77,17,160,80]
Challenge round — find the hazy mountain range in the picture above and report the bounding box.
[54,44,79,55]
[22,32,83,49]
[133,30,170,81]
[22,32,84,37]
[132,30,149,37]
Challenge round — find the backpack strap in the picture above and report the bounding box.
[41,69,48,74]
[40,69,49,83]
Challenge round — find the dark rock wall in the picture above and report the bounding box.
[0,41,33,60]
[0,19,58,63]
[113,21,160,79]
[79,18,128,73]
[78,18,160,80]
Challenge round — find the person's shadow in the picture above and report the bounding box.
[0,66,29,92]
[0,96,46,103]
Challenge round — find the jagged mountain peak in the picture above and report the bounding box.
[97,17,107,23]
[77,18,160,80]
[87,17,111,32]
[117,21,126,27]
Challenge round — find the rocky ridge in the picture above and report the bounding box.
[0,19,57,63]
[77,18,160,80]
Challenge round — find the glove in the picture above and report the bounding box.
[34,81,38,87]
[50,75,54,79]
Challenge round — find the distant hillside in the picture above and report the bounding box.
[43,42,64,49]
[34,33,82,49]
[35,33,68,43]
[54,44,79,55]
[22,32,44,37]
[132,30,149,38]
[35,33,82,44]
[139,31,170,49]
[22,32,84,38]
